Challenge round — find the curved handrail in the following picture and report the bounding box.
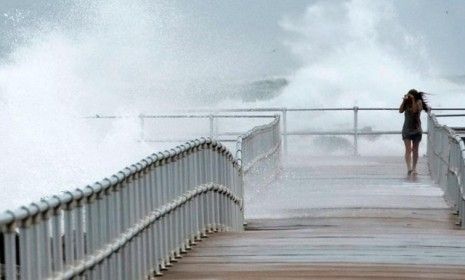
[54,183,242,280]
[236,115,281,173]
[0,138,245,280]
[0,114,282,280]
[0,138,239,226]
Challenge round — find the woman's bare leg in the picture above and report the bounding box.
[412,140,420,173]
[404,139,412,173]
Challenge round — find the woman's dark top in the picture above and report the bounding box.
[402,107,422,139]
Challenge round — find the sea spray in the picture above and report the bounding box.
[217,0,465,156]
[0,0,253,210]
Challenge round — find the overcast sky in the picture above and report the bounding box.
[1,0,464,77]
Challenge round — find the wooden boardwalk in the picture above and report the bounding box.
[162,156,465,279]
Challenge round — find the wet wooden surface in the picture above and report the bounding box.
[162,157,465,279]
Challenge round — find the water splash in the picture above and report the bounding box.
[0,0,251,210]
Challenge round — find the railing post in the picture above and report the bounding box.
[353,106,359,156]
[282,108,287,156]
[209,114,214,138]
[3,222,18,280]
[19,216,33,280]
[139,114,145,142]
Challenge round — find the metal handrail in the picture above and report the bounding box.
[236,115,281,174]
[0,114,281,280]
[88,108,465,156]
[0,138,244,280]
[435,114,465,118]
[427,112,465,228]
[87,113,277,142]
[0,138,239,225]
[149,107,465,156]
[171,107,465,112]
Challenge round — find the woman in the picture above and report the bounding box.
[399,89,429,176]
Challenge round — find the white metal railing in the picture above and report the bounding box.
[88,114,277,143]
[0,115,281,280]
[427,113,465,227]
[236,115,280,173]
[218,107,465,155]
[88,107,465,156]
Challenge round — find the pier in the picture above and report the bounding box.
[1,108,465,279]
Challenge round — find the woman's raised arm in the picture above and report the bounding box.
[399,96,408,113]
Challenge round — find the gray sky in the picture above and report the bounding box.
[1,0,464,77]
[394,0,465,76]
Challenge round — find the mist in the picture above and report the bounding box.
[0,0,268,210]
[1,0,465,211]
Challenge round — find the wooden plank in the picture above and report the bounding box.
[161,263,465,279]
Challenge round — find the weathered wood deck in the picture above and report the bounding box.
[162,156,465,279]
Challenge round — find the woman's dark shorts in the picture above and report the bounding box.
[402,132,422,143]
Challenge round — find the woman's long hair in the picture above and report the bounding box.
[408,89,430,112]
